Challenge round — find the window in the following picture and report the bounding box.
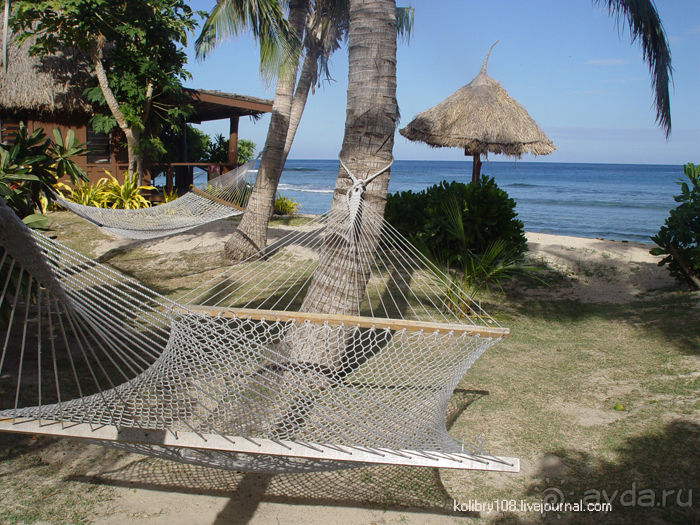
[0,117,21,144]
[86,126,111,164]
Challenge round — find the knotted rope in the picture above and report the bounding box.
[339,156,394,225]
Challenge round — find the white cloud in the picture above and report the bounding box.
[585,59,630,66]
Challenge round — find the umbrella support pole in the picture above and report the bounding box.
[465,149,482,185]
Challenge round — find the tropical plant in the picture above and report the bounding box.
[12,0,200,183]
[237,139,257,165]
[56,179,109,207]
[102,172,156,209]
[0,124,88,330]
[0,123,89,227]
[158,124,211,165]
[274,193,300,215]
[386,176,527,263]
[650,162,700,290]
[416,196,539,315]
[203,133,230,164]
[162,187,179,203]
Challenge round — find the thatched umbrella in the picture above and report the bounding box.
[399,43,555,184]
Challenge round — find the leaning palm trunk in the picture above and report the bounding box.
[224,0,310,261]
[91,42,151,186]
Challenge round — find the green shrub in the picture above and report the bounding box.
[57,178,108,207]
[0,123,88,329]
[650,162,700,289]
[274,193,300,215]
[385,175,527,266]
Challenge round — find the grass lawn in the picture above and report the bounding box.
[1,211,698,524]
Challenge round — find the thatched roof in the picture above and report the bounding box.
[399,45,555,158]
[0,30,93,116]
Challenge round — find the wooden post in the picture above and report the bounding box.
[464,148,482,185]
[166,165,173,194]
[180,118,188,164]
[472,153,482,185]
[228,116,239,166]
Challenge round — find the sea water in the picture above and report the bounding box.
[271,159,681,244]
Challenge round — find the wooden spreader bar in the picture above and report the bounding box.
[0,418,519,472]
[190,187,245,211]
[172,305,510,339]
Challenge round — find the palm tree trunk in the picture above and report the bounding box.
[293,0,398,368]
[224,0,310,261]
[281,48,317,166]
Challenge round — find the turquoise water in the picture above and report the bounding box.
[273,159,681,244]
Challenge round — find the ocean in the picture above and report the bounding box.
[272,159,682,244]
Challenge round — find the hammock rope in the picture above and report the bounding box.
[57,160,257,240]
[0,161,518,473]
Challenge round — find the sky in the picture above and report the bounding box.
[183,0,699,165]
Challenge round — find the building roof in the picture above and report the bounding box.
[0,35,92,116]
[184,89,273,123]
[0,32,273,122]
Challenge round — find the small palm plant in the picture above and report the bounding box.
[162,187,179,203]
[420,196,539,317]
[102,172,156,209]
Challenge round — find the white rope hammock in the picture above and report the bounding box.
[57,160,257,240]
[0,160,517,474]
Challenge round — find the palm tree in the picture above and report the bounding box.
[594,0,672,138]
[198,0,411,260]
[277,0,398,372]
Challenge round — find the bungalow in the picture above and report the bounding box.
[0,34,272,188]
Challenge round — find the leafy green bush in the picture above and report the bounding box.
[57,179,108,207]
[650,162,700,289]
[0,123,88,329]
[385,175,527,266]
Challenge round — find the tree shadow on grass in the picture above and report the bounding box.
[503,291,700,358]
[490,420,700,525]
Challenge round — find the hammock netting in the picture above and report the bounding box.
[56,160,257,240]
[0,184,516,474]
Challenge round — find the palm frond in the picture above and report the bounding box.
[195,0,301,84]
[594,0,673,138]
[396,6,414,44]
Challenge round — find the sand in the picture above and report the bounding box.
[523,232,676,303]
